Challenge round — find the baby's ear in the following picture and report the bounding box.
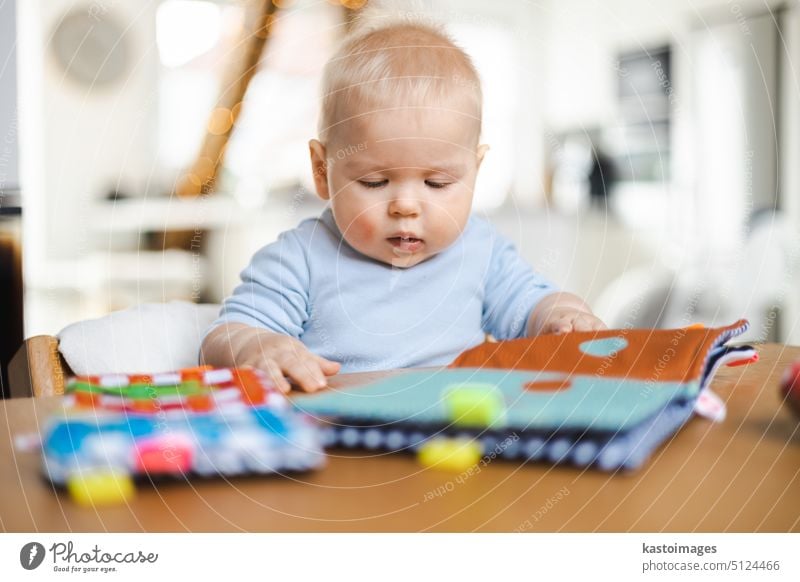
[309,139,330,200]
[476,144,490,169]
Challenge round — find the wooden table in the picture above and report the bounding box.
[2,345,799,532]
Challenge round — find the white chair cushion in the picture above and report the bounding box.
[57,301,221,375]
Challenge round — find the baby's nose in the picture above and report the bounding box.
[389,194,421,217]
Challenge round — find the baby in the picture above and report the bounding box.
[201,19,606,392]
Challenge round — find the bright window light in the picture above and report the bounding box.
[156,0,222,68]
[695,32,745,254]
[450,22,519,211]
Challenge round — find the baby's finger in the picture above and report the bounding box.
[572,315,595,332]
[547,320,573,334]
[263,359,291,393]
[577,315,606,332]
[315,355,341,376]
[283,357,327,392]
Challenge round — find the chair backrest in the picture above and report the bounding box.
[57,302,220,376]
[8,301,221,398]
[8,335,71,398]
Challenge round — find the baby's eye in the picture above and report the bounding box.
[358,180,388,189]
[425,180,452,189]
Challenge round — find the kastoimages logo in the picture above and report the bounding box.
[20,542,46,570]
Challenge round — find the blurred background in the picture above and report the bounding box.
[2,0,799,392]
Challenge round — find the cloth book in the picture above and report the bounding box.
[295,320,755,471]
[41,366,324,503]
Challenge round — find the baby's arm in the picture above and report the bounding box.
[201,323,340,393]
[201,227,340,392]
[527,292,607,335]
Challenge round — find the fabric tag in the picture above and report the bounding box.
[694,388,726,422]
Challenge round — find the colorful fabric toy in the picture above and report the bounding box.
[42,366,324,505]
[296,320,755,471]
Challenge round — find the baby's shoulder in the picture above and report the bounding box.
[246,213,334,267]
[465,213,496,236]
[265,211,339,251]
[292,209,340,243]
[462,213,509,250]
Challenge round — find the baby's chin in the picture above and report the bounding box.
[386,240,439,268]
[388,255,424,269]
[341,236,429,268]
[371,249,432,269]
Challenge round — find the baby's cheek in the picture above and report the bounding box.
[338,214,379,257]
[349,215,377,243]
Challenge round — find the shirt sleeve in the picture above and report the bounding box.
[481,229,558,340]
[208,229,310,338]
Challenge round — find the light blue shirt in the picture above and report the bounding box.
[210,208,557,372]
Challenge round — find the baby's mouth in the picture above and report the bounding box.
[388,235,424,253]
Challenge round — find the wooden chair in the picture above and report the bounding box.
[8,336,71,398]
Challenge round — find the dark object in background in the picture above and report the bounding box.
[780,361,800,419]
[613,45,672,184]
[0,0,21,399]
[588,148,617,209]
[104,188,131,202]
[0,202,24,399]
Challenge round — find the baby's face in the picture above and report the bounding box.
[310,106,486,268]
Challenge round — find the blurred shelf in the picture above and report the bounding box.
[90,195,250,233]
[28,250,206,291]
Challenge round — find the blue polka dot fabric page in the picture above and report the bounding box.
[295,320,754,470]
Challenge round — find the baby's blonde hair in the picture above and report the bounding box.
[318,15,482,144]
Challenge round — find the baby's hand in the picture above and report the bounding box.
[528,292,607,335]
[539,306,607,335]
[202,324,340,392]
[241,332,340,392]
